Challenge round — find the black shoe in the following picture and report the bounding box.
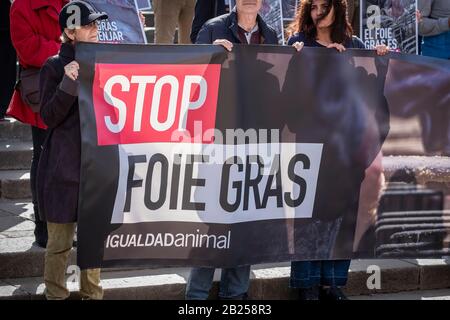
[319,286,348,301]
[297,286,320,300]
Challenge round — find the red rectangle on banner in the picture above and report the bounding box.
[92,64,221,145]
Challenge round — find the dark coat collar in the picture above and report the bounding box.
[59,42,75,64]
[228,8,276,44]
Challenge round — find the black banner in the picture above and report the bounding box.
[76,43,450,269]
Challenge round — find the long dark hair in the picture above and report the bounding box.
[286,0,353,44]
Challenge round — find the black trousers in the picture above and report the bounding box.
[0,2,17,117]
[31,126,48,226]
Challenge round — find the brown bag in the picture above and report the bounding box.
[18,67,41,112]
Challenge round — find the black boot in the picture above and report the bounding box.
[30,126,49,248]
[34,220,48,248]
[319,286,348,301]
[297,286,320,300]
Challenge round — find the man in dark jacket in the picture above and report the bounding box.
[190,0,227,43]
[195,0,278,46]
[185,0,278,301]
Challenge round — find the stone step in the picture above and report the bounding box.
[382,138,425,156]
[1,213,450,282]
[0,259,449,300]
[0,232,166,280]
[0,199,170,279]
[388,116,422,140]
[352,288,450,300]
[0,198,57,279]
[382,156,450,188]
[0,236,50,280]
[0,199,45,279]
[0,141,32,170]
[0,118,31,142]
[0,156,448,278]
[0,227,68,279]
[0,171,31,199]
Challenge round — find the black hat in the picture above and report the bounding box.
[59,1,108,31]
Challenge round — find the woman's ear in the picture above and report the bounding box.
[64,28,76,41]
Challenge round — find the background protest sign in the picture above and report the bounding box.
[360,0,418,54]
[76,43,449,269]
[135,0,152,10]
[282,0,298,22]
[87,0,147,44]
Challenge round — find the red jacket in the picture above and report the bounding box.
[7,0,68,128]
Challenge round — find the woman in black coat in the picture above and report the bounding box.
[37,1,108,300]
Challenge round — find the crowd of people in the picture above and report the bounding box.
[0,0,448,300]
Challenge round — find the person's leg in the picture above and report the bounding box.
[218,265,251,299]
[30,126,48,247]
[321,259,350,287]
[290,260,321,288]
[185,267,216,300]
[177,0,196,44]
[80,268,103,300]
[290,260,321,299]
[421,32,450,60]
[319,260,351,300]
[153,0,181,44]
[44,222,76,300]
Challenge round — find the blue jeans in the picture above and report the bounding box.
[421,31,450,60]
[290,260,351,288]
[185,266,251,300]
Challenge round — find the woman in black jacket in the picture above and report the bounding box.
[38,1,108,300]
[286,0,388,301]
